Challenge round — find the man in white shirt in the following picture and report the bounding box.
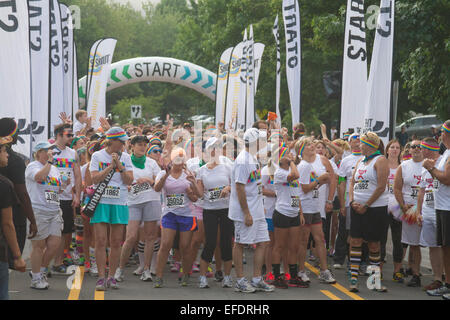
[229,128,275,293]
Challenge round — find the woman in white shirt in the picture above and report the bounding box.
[115,136,161,283]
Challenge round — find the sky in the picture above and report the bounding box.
[108,0,160,11]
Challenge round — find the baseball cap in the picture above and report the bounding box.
[205,137,222,151]
[33,141,53,153]
[244,128,267,144]
[105,127,129,142]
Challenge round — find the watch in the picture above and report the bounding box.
[363,203,369,209]
[326,200,333,205]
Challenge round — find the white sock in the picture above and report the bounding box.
[199,275,206,281]
[224,275,232,281]
[138,241,145,268]
[32,272,41,280]
[40,267,46,273]
[252,276,262,283]
[150,250,157,273]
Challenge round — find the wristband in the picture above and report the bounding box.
[326,200,333,205]
[47,161,53,165]
[363,203,369,209]
[13,255,21,260]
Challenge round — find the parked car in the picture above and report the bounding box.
[395,115,443,139]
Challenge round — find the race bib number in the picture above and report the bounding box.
[103,186,120,199]
[355,180,369,191]
[388,183,394,194]
[411,186,419,199]
[291,196,300,208]
[166,194,185,208]
[312,188,319,199]
[257,183,263,195]
[425,190,434,206]
[131,183,151,196]
[208,187,224,202]
[45,190,59,205]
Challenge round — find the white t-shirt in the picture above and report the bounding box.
[353,155,388,207]
[155,170,193,217]
[420,157,441,220]
[25,161,62,212]
[261,165,277,219]
[337,154,364,207]
[400,159,423,205]
[228,150,264,222]
[297,161,319,214]
[52,146,77,201]
[128,157,161,206]
[274,167,302,217]
[73,121,86,135]
[311,155,327,219]
[89,149,133,205]
[197,163,232,210]
[435,150,450,211]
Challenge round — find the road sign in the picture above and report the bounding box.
[131,105,142,119]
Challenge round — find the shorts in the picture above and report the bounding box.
[129,200,162,222]
[266,218,274,232]
[90,203,129,225]
[161,212,198,232]
[303,212,322,226]
[234,219,270,245]
[32,208,63,241]
[436,210,450,247]
[333,196,340,211]
[350,206,388,242]
[60,200,75,234]
[401,221,422,246]
[420,216,438,248]
[272,210,300,229]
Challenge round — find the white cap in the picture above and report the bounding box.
[244,128,267,144]
[205,137,222,150]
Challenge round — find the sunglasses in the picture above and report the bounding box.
[351,135,360,140]
[64,132,74,138]
[151,149,162,154]
[410,145,421,149]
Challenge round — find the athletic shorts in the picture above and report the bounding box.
[266,218,274,232]
[420,216,438,248]
[436,210,450,247]
[401,221,422,246]
[303,212,322,226]
[129,200,162,222]
[161,212,198,232]
[33,208,63,241]
[272,210,300,229]
[350,206,388,242]
[234,219,270,245]
[60,200,75,234]
[90,203,129,225]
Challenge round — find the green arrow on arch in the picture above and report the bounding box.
[181,66,191,80]
[122,65,132,79]
[111,69,121,82]
[79,86,86,99]
[192,70,202,84]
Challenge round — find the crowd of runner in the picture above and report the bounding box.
[0,111,449,300]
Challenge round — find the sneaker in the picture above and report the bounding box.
[72,250,81,265]
[140,269,153,282]
[192,263,200,273]
[63,254,74,266]
[427,285,450,297]
[206,265,214,278]
[222,276,233,288]
[84,261,91,273]
[199,276,209,289]
[392,271,404,283]
[284,273,291,281]
[297,270,311,283]
[319,269,336,284]
[214,270,224,282]
[180,274,190,287]
[359,265,369,276]
[51,264,72,276]
[423,280,443,291]
[251,278,275,292]
[153,276,163,288]
[90,262,99,277]
[114,268,124,282]
[333,263,344,270]
[272,275,288,289]
[288,275,310,288]
[133,266,145,276]
[405,267,413,276]
[407,275,421,287]
[170,261,181,273]
[77,256,85,266]
[234,278,256,293]
[95,278,107,291]
[107,277,119,289]
[349,279,359,292]
[264,272,275,284]
[308,253,316,262]
[30,277,49,290]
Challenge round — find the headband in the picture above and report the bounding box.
[442,123,450,133]
[360,136,378,149]
[8,121,18,137]
[421,142,440,152]
[106,130,127,140]
[298,141,306,157]
[278,147,288,161]
[147,144,162,155]
[70,136,81,148]
[149,137,162,145]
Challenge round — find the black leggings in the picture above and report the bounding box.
[201,208,233,263]
[380,214,403,263]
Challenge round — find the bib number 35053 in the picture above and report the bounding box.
[166,194,185,208]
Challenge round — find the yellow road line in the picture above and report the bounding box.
[94,290,105,300]
[320,290,342,300]
[305,262,364,301]
[68,266,85,300]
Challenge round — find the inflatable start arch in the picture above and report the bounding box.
[78,57,217,108]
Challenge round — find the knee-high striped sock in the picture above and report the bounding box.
[138,241,145,268]
[369,251,381,268]
[350,246,362,281]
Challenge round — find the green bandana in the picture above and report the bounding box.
[131,154,146,169]
[363,150,381,163]
[199,159,206,167]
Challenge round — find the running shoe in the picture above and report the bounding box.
[288,275,310,288]
[319,269,336,284]
[284,273,291,281]
[71,250,81,265]
[272,275,288,289]
[214,270,224,282]
[407,275,421,287]
[333,263,344,270]
[264,272,275,284]
[107,277,119,289]
[170,261,181,273]
[423,280,442,291]
[180,274,190,287]
[30,277,49,290]
[308,253,317,262]
[84,261,91,274]
[392,271,404,283]
[222,276,233,288]
[297,270,311,283]
[95,278,107,291]
[427,285,450,297]
[206,265,214,278]
[405,267,413,276]
[63,253,74,266]
[77,256,85,266]
[133,266,144,276]
[192,263,200,273]
[358,264,369,276]
[234,278,256,293]
[90,262,99,277]
[140,269,153,282]
[114,267,124,282]
[51,264,71,276]
[349,279,359,292]
[251,278,275,292]
[199,276,209,289]
[153,276,163,288]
